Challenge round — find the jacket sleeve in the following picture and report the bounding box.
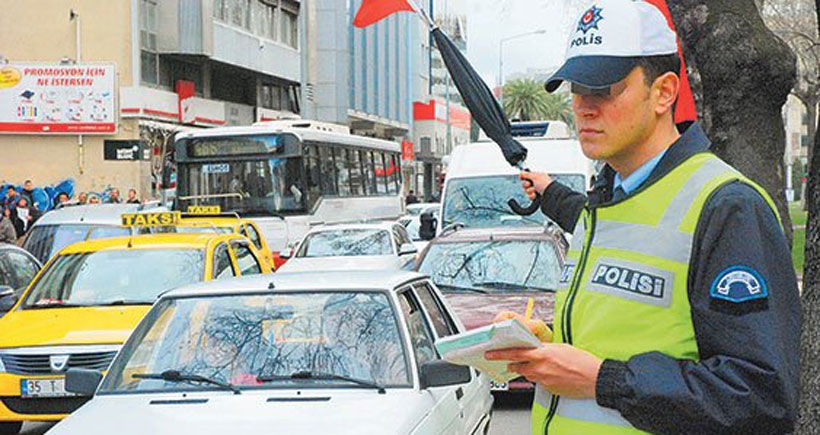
[595,181,801,435]
[540,181,587,233]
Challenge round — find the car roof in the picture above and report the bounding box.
[432,226,557,242]
[32,204,160,227]
[309,221,399,232]
[406,203,439,211]
[163,270,427,298]
[55,232,240,254]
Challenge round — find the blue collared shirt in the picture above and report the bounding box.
[613,148,668,195]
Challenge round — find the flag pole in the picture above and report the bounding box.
[405,0,436,29]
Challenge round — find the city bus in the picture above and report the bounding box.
[173,120,403,258]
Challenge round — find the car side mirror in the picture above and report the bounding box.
[419,212,437,241]
[399,243,418,256]
[65,368,103,396]
[419,360,471,389]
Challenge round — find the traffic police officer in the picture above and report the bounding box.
[487,0,800,434]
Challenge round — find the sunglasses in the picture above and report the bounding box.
[570,79,628,97]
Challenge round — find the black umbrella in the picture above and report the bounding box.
[431,28,541,215]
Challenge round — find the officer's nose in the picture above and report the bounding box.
[572,94,599,118]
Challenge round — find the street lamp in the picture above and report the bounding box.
[498,29,547,105]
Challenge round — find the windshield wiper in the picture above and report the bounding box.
[26,300,85,309]
[132,370,241,395]
[435,284,489,294]
[97,300,155,306]
[257,370,386,394]
[476,281,553,292]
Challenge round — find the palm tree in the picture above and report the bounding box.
[502,78,574,128]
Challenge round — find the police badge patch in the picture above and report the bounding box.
[710,266,769,303]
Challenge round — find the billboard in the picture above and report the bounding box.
[0,63,116,134]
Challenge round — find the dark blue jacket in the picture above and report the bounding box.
[540,123,800,434]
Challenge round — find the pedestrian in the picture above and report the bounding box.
[77,192,88,205]
[126,188,140,204]
[486,1,800,434]
[88,194,101,205]
[10,197,38,238]
[0,209,16,244]
[2,186,20,214]
[107,188,122,204]
[405,190,419,205]
[56,192,70,204]
[20,180,35,206]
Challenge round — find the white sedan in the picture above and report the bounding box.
[278,222,418,272]
[51,271,493,435]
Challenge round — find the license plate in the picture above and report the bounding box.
[490,380,509,391]
[20,378,74,398]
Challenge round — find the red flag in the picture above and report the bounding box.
[353,0,416,28]
[643,0,697,123]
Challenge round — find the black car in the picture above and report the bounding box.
[0,244,41,315]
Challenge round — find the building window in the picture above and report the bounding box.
[229,0,251,30]
[140,0,159,85]
[280,0,299,48]
[213,0,228,21]
[251,0,277,40]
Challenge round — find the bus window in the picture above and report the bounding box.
[374,152,388,195]
[386,154,400,195]
[349,149,364,196]
[363,151,377,195]
[334,147,352,196]
[319,145,338,195]
[304,143,321,208]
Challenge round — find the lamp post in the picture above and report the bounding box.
[498,29,547,106]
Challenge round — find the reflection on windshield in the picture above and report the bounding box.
[418,240,561,293]
[23,249,204,307]
[23,225,131,263]
[179,157,305,216]
[442,174,585,229]
[99,292,410,393]
[297,230,393,257]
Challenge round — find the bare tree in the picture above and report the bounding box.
[796,1,820,432]
[669,0,797,244]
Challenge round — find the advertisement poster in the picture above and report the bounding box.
[0,63,116,134]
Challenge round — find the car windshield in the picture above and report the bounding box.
[441,174,585,229]
[297,229,393,257]
[22,249,204,308]
[400,213,437,242]
[23,224,131,263]
[418,239,561,293]
[99,292,411,393]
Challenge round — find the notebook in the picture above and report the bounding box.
[434,319,543,383]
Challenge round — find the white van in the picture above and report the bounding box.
[438,120,594,233]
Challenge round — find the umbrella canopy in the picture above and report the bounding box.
[432,28,540,215]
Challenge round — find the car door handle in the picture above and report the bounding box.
[455,387,464,400]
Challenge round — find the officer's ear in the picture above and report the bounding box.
[652,71,680,117]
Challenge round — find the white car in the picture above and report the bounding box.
[398,205,440,253]
[53,271,494,435]
[278,222,418,272]
[405,202,440,217]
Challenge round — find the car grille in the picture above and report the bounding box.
[0,351,117,375]
[0,396,90,415]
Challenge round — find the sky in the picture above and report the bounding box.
[436,0,590,87]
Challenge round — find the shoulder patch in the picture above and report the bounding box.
[709,266,768,303]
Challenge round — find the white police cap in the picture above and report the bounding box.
[545,0,679,93]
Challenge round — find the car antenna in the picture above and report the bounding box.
[268,282,275,290]
[127,236,133,249]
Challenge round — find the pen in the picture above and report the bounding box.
[524,297,534,322]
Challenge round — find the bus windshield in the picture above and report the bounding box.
[178,158,306,216]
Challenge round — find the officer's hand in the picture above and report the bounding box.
[494,311,552,343]
[519,171,553,200]
[485,344,602,399]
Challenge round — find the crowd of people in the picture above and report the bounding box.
[0,181,143,244]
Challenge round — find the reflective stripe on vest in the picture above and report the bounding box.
[531,153,780,435]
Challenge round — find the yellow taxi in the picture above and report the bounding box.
[173,206,277,270]
[0,213,271,434]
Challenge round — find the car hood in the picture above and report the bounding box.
[443,292,555,330]
[51,390,430,435]
[278,255,399,272]
[0,306,151,348]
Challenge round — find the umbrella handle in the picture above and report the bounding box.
[509,167,542,216]
[508,194,542,216]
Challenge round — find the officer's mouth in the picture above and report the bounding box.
[579,128,604,137]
